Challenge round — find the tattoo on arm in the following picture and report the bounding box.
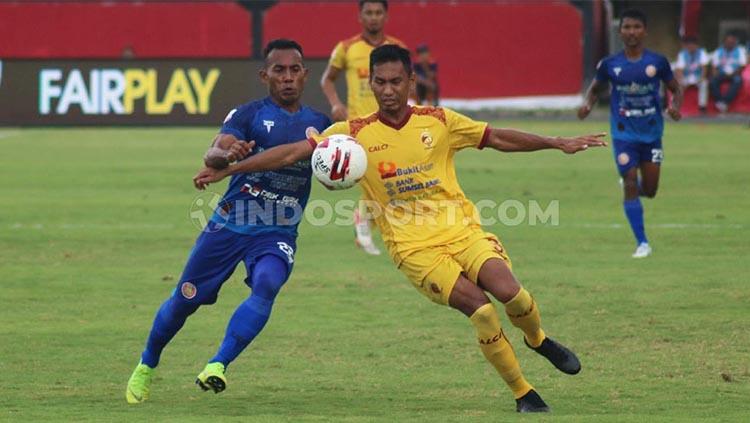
[667,79,683,110]
[584,80,603,108]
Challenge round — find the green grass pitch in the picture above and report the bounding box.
[0,120,748,421]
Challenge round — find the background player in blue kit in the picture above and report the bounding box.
[125,39,331,403]
[578,9,683,259]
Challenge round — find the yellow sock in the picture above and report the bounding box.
[469,303,533,399]
[504,288,546,348]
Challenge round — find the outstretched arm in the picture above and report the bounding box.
[483,128,607,154]
[203,133,254,169]
[665,79,683,121]
[577,79,605,120]
[321,65,347,121]
[193,139,314,190]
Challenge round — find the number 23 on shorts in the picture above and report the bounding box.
[651,148,663,163]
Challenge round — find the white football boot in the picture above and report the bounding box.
[354,208,381,256]
[632,242,652,259]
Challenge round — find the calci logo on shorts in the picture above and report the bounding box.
[181,282,198,299]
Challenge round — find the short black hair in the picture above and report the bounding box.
[723,32,739,41]
[359,0,388,11]
[682,35,698,43]
[263,39,304,60]
[370,44,412,77]
[620,9,647,28]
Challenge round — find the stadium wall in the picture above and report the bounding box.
[0,1,583,102]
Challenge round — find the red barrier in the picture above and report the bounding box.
[266,1,582,97]
[0,1,582,98]
[0,1,251,58]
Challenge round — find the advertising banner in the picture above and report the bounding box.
[0,59,333,126]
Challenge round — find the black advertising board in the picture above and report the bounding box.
[0,59,335,125]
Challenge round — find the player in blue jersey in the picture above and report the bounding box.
[578,9,683,258]
[125,39,331,404]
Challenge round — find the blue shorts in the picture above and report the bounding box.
[174,221,296,305]
[612,139,663,176]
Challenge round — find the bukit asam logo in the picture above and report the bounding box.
[39,67,220,115]
[378,161,435,179]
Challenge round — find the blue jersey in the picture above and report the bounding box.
[210,97,331,237]
[596,49,674,143]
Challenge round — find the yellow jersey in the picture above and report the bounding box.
[311,106,491,262]
[329,34,406,118]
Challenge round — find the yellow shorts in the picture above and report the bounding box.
[395,230,512,305]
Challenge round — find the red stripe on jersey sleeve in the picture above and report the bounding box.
[478,126,491,150]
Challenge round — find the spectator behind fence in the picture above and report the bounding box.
[413,44,439,106]
[674,36,710,113]
[709,34,747,113]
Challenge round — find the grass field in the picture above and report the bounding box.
[1,120,748,422]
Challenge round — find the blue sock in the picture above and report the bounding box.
[141,295,200,368]
[623,198,648,245]
[210,255,289,367]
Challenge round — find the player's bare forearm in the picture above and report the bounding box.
[321,65,347,121]
[485,128,607,154]
[321,66,343,106]
[585,80,604,106]
[321,76,342,106]
[485,128,557,152]
[667,79,683,109]
[193,140,313,190]
[211,133,237,149]
[665,79,683,121]
[578,79,603,120]
[203,134,254,169]
[229,140,313,175]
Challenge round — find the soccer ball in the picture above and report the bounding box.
[311,134,367,190]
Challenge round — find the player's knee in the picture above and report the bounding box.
[622,176,638,190]
[449,277,491,317]
[250,257,289,300]
[641,185,658,198]
[251,276,284,300]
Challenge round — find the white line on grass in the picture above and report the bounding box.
[6,223,177,230]
[562,223,744,229]
[3,222,744,231]
[0,130,21,140]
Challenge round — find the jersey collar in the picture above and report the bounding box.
[377,106,413,131]
[264,96,304,116]
[360,33,388,47]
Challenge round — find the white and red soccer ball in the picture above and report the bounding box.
[311,135,367,190]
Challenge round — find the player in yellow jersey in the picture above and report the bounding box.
[321,0,406,256]
[321,0,405,121]
[194,45,607,413]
